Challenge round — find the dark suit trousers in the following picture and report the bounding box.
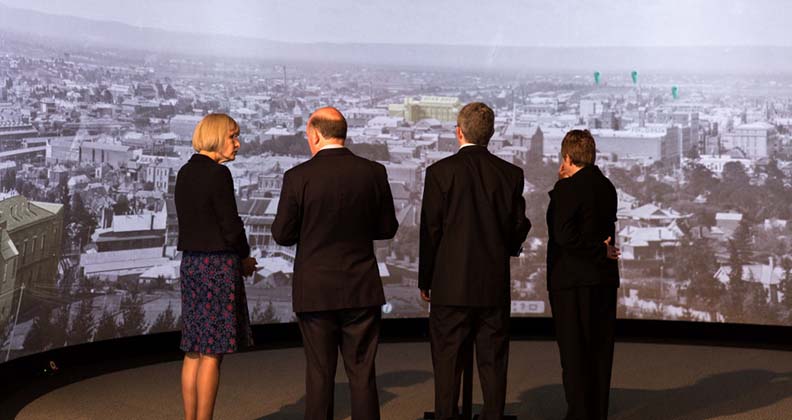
[429,305,510,420]
[297,307,381,420]
[550,287,617,420]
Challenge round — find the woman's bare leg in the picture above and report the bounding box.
[195,354,223,420]
[182,352,200,420]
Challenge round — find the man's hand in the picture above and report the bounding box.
[604,236,620,260]
[420,289,431,303]
[241,257,258,277]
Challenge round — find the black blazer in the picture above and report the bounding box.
[271,148,398,313]
[175,154,250,258]
[546,164,619,291]
[419,145,531,307]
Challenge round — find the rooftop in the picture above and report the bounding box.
[0,196,63,231]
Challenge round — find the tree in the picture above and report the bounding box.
[14,178,40,199]
[347,143,390,161]
[259,134,311,156]
[722,161,750,186]
[723,218,754,322]
[764,159,785,189]
[756,159,791,220]
[164,84,177,99]
[744,282,777,324]
[71,193,97,248]
[24,309,53,352]
[101,89,113,104]
[94,310,119,342]
[50,305,71,349]
[638,177,674,204]
[68,300,96,344]
[779,257,792,322]
[731,218,752,261]
[677,239,724,316]
[685,145,700,160]
[149,302,178,333]
[0,317,14,352]
[1,169,16,191]
[118,294,148,337]
[686,164,718,196]
[113,195,130,215]
[251,301,279,324]
[78,275,102,295]
[58,178,71,224]
[260,301,278,324]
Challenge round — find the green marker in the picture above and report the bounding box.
[671,85,679,99]
[631,70,638,85]
[594,71,601,85]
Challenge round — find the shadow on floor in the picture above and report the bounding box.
[256,369,433,420]
[260,368,792,420]
[503,369,792,420]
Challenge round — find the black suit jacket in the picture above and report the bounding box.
[175,154,250,258]
[419,145,531,307]
[271,148,399,313]
[546,164,620,291]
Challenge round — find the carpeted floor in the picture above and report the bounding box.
[13,341,792,420]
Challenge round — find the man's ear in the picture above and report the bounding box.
[307,126,318,145]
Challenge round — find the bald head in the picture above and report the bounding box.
[308,107,347,141]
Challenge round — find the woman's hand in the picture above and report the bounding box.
[241,257,258,277]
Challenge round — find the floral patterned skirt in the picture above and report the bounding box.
[180,251,253,354]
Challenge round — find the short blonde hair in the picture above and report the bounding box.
[192,113,239,152]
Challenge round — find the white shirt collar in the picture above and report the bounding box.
[319,144,345,151]
[459,143,478,149]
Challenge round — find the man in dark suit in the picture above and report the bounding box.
[546,129,621,420]
[271,107,399,420]
[419,102,531,420]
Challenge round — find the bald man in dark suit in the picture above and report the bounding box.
[272,107,399,420]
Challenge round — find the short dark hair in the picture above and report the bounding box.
[561,129,596,166]
[457,102,495,146]
[309,113,347,141]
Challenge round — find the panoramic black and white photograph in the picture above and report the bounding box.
[1,0,791,363]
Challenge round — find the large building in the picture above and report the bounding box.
[237,198,276,249]
[503,123,544,161]
[0,229,19,321]
[579,99,603,117]
[80,206,169,282]
[139,156,182,193]
[169,114,204,141]
[79,139,132,168]
[720,122,779,160]
[93,207,167,253]
[398,96,461,124]
[383,161,421,191]
[0,195,64,317]
[0,121,37,151]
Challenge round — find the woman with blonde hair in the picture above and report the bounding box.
[175,113,256,420]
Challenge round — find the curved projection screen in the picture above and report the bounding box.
[1,0,791,362]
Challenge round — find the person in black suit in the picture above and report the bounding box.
[546,129,621,420]
[175,113,258,420]
[419,102,531,420]
[271,107,398,420]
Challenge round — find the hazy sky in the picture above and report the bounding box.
[1,0,788,47]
